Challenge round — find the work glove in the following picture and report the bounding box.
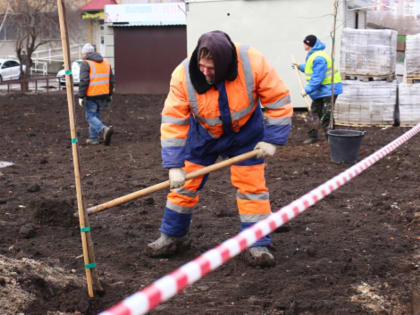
[78,98,85,108]
[301,92,308,98]
[168,168,186,189]
[254,141,276,159]
[291,62,299,69]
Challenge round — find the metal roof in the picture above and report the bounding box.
[105,3,186,27]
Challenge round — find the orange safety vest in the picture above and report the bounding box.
[86,59,111,96]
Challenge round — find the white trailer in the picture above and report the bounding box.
[185,0,345,108]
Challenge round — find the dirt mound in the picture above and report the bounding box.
[32,199,78,228]
[0,255,86,314]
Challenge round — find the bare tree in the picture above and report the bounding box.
[0,3,10,35]
[0,3,11,50]
[7,0,59,90]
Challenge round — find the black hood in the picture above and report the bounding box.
[189,30,238,94]
[85,51,103,63]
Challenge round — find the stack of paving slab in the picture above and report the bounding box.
[398,83,420,126]
[404,34,420,77]
[334,80,396,125]
[399,33,420,126]
[335,28,398,126]
[340,28,397,77]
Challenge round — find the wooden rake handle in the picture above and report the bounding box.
[291,55,312,111]
[87,150,260,215]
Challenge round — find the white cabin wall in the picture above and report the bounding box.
[186,0,344,108]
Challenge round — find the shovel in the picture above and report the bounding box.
[87,150,260,215]
[291,55,320,131]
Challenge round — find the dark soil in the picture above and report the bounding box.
[1,92,420,315]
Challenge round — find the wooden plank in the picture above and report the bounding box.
[335,122,393,128]
[406,76,420,84]
[343,73,395,82]
[412,289,420,315]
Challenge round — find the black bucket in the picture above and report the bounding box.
[327,129,366,164]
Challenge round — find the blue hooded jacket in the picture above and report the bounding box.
[298,39,342,100]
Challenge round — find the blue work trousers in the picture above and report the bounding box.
[85,99,106,141]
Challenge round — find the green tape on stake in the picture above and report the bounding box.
[71,138,78,144]
[65,70,72,75]
[80,226,90,232]
[85,263,97,269]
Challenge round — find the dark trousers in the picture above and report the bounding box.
[308,95,337,138]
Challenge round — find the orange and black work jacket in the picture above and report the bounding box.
[161,44,293,168]
[78,51,114,100]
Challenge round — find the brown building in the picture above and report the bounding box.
[105,2,186,94]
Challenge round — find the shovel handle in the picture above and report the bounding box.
[87,150,260,214]
[291,55,312,111]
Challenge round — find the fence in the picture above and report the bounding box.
[5,43,83,75]
[0,76,60,94]
[30,61,49,76]
[31,43,83,63]
[100,123,420,315]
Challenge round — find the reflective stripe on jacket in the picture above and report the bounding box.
[86,59,111,97]
[304,50,342,85]
[161,44,293,168]
[161,159,272,246]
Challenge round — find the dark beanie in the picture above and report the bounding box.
[303,35,317,47]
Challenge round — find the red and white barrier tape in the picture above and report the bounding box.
[100,124,420,315]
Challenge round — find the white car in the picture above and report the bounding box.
[56,60,82,86]
[0,58,25,82]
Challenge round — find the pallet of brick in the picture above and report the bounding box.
[340,28,397,77]
[334,80,397,126]
[398,83,420,126]
[405,34,420,81]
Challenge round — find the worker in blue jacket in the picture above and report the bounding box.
[293,35,343,144]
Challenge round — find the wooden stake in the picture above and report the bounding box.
[330,0,339,130]
[56,0,102,297]
[88,150,260,215]
[291,55,312,112]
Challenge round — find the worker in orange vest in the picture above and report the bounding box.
[147,31,293,267]
[78,43,114,145]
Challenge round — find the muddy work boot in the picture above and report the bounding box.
[103,126,114,146]
[244,246,275,267]
[146,232,190,258]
